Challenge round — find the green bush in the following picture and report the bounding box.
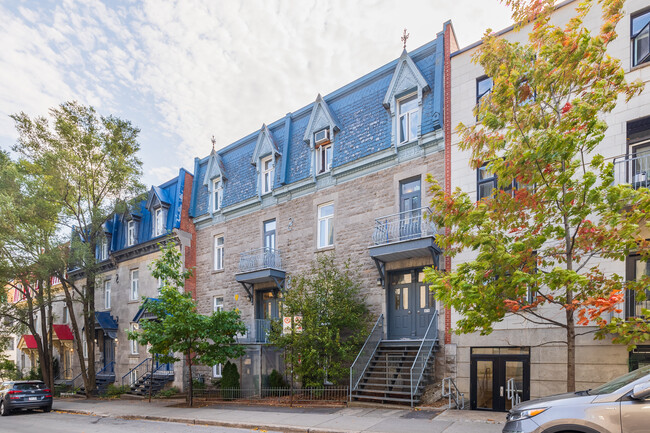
[221,361,239,400]
[192,378,206,390]
[268,369,288,389]
[156,387,179,398]
[103,384,128,398]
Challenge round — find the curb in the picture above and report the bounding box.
[55,409,360,433]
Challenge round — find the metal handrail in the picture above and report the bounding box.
[372,207,437,246]
[121,357,151,386]
[349,314,383,399]
[54,368,74,381]
[442,377,465,409]
[506,377,522,407]
[238,247,283,273]
[409,310,439,407]
[613,152,650,187]
[96,361,115,375]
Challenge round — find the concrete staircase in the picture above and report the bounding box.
[351,340,435,405]
[126,372,174,396]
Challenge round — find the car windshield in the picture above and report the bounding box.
[589,366,650,395]
[14,383,45,391]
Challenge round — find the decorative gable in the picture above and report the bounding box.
[145,186,171,210]
[203,149,227,186]
[303,94,341,149]
[382,50,430,110]
[251,124,281,165]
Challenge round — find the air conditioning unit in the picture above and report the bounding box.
[314,129,330,146]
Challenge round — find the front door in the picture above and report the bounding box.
[470,348,530,411]
[388,269,435,339]
[400,178,421,240]
[103,336,115,372]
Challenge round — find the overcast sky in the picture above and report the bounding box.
[0,0,513,187]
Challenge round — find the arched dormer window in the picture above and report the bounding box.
[146,186,170,237]
[203,147,227,213]
[383,50,430,148]
[251,124,281,197]
[303,94,340,177]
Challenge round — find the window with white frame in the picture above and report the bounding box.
[104,280,111,310]
[213,296,224,312]
[100,238,108,261]
[317,142,333,174]
[157,277,163,295]
[213,363,222,378]
[130,323,139,355]
[62,305,69,323]
[261,156,274,194]
[82,334,88,359]
[632,10,650,67]
[398,94,419,144]
[127,220,136,246]
[214,236,224,271]
[154,208,164,236]
[212,178,223,212]
[130,269,139,301]
[317,203,334,248]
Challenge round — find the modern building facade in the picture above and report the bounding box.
[448,0,650,411]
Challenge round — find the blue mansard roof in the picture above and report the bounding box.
[100,168,191,256]
[190,31,445,219]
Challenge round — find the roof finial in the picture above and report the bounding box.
[211,135,216,152]
[401,28,410,50]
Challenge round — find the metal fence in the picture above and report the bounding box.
[372,207,437,245]
[193,387,349,403]
[613,153,650,188]
[238,247,284,272]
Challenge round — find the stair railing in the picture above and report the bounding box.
[409,310,439,407]
[96,361,115,375]
[349,314,384,400]
[442,376,465,409]
[121,358,152,387]
[506,377,521,407]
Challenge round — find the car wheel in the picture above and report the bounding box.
[0,400,9,416]
[43,406,51,413]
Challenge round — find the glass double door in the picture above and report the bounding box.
[387,269,435,339]
[470,349,530,412]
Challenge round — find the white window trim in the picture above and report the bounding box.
[100,238,108,261]
[261,156,274,195]
[104,280,111,310]
[130,323,139,355]
[62,305,69,324]
[127,220,136,246]
[212,178,223,212]
[397,93,419,145]
[82,334,88,359]
[317,202,334,249]
[213,296,224,312]
[130,269,139,301]
[154,208,164,237]
[316,142,332,174]
[213,363,222,378]
[214,236,224,271]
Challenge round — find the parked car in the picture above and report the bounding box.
[0,380,53,416]
[503,365,650,433]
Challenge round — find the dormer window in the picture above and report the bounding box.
[398,94,419,144]
[153,208,164,237]
[261,156,274,195]
[127,220,136,246]
[315,129,333,174]
[212,178,223,212]
[100,238,109,261]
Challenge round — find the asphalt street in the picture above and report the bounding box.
[0,411,284,433]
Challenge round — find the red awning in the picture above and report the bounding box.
[20,335,37,349]
[52,324,74,340]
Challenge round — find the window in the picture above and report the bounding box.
[127,220,136,246]
[82,334,88,359]
[477,162,517,200]
[130,269,139,301]
[213,363,222,378]
[213,296,224,312]
[99,238,108,261]
[626,255,650,318]
[317,143,333,174]
[153,208,164,236]
[62,305,69,323]
[477,76,493,104]
[632,10,650,67]
[398,94,419,144]
[261,156,274,195]
[317,203,334,248]
[130,323,139,355]
[157,277,163,295]
[212,178,223,212]
[104,280,111,310]
[213,236,224,271]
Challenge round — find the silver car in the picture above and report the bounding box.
[503,365,650,433]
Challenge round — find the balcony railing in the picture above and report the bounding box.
[613,153,650,188]
[238,319,273,343]
[238,247,283,273]
[372,207,437,246]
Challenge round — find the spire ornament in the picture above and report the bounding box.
[211,135,216,152]
[401,28,410,50]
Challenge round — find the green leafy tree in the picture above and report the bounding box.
[425,0,646,392]
[11,101,143,395]
[269,254,369,388]
[128,242,246,407]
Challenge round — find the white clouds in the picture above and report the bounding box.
[0,0,513,186]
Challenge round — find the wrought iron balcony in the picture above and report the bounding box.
[238,319,273,344]
[238,247,284,273]
[372,207,437,246]
[613,153,650,188]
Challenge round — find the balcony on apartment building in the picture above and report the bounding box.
[235,247,285,284]
[613,152,650,189]
[369,207,440,266]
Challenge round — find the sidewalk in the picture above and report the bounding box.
[53,398,506,433]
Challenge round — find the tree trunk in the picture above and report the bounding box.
[566,309,576,392]
[187,354,193,407]
[60,279,89,393]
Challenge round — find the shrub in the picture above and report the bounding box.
[221,361,239,400]
[268,369,288,389]
[156,387,179,398]
[192,378,206,390]
[104,384,128,398]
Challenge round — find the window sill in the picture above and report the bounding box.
[212,269,225,274]
[629,61,650,73]
[128,299,140,304]
[316,245,335,252]
[129,354,139,358]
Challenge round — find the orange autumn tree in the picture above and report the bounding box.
[425,0,647,392]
